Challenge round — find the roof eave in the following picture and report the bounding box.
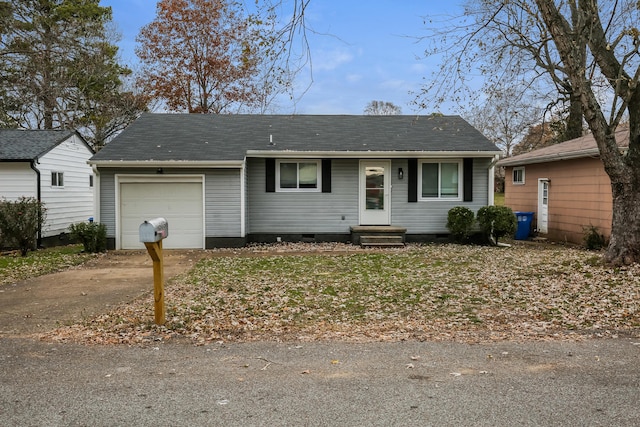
[497,148,605,167]
[88,160,245,168]
[246,150,502,158]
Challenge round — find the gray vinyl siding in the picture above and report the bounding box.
[99,169,116,237]
[247,157,492,235]
[204,169,242,237]
[98,168,242,239]
[247,158,359,233]
[392,157,492,234]
[99,157,492,240]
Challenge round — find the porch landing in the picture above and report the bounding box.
[350,226,407,247]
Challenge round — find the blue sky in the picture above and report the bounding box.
[101,0,463,115]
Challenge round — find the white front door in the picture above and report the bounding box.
[537,179,549,234]
[359,160,391,225]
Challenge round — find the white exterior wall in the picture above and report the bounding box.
[37,134,94,237]
[0,162,37,199]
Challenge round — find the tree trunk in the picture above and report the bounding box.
[535,0,640,265]
[606,174,640,265]
[565,91,583,140]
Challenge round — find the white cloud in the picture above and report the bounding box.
[314,48,354,71]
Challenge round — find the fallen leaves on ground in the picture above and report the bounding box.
[0,245,97,286]
[41,242,640,345]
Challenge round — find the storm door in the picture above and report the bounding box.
[359,160,391,225]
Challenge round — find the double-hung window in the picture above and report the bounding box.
[419,160,462,200]
[276,160,321,191]
[513,167,525,185]
[51,171,64,187]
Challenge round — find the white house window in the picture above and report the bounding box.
[419,160,462,200]
[513,167,525,185]
[276,160,321,191]
[51,171,64,187]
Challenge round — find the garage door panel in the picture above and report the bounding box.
[120,181,204,249]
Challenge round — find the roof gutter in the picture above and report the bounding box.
[497,147,628,167]
[246,150,502,159]
[88,160,245,168]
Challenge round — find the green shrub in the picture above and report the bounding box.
[0,197,47,256]
[476,205,517,244]
[446,206,476,242]
[583,225,606,250]
[69,221,107,253]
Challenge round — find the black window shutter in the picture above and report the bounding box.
[463,158,473,202]
[408,158,418,203]
[322,159,332,193]
[265,158,276,192]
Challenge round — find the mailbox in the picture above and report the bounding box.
[139,217,169,243]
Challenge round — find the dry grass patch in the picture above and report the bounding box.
[45,243,640,345]
[0,245,96,286]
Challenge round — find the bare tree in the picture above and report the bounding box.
[419,0,640,265]
[364,100,402,115]
[465,84,542,157]
[417,0,587,139]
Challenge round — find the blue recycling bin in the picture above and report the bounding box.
[515,211,534,240]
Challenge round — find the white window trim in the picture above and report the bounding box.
[418,159,463,201]
[275,159,322,192]
[513,166,525,185]
[51,171,64,188]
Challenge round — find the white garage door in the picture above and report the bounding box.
[120,180,204,249]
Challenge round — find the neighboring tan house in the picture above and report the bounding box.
[89,114,501,250]
[0,129,95,246]
[497,128,628,244]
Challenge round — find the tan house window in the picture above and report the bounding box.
[513,167,525,185]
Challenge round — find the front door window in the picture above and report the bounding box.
[366,166,385,210]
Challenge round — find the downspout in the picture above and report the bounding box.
[29,159,43,247]
[488,155,498,206]
[91,164,100,223]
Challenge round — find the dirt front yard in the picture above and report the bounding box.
[3,242,640,345]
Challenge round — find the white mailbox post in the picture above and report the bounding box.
[139,217,169,325]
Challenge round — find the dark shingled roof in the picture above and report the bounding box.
[497,127,629,167]
[0,129,78,160]
[90,114,499,163]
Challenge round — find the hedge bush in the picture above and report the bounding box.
[446,206,476,242]
[0,197,47,256]
[476,205,517,244]
[583,225,606,250]
[69,221,107,253]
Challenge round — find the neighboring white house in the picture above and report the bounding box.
[0,129,95,246]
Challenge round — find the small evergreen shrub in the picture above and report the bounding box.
[476,205,517,244]
[583,225,606,250]
[0,197,47,256]
[446,206,476,242]
[69,221,107,253]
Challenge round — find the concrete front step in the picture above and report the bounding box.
[359,235,405,247]
[350,225,407,247]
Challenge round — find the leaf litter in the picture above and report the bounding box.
[40,242,640,345]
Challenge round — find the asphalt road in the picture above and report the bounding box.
[1,336,639,426]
